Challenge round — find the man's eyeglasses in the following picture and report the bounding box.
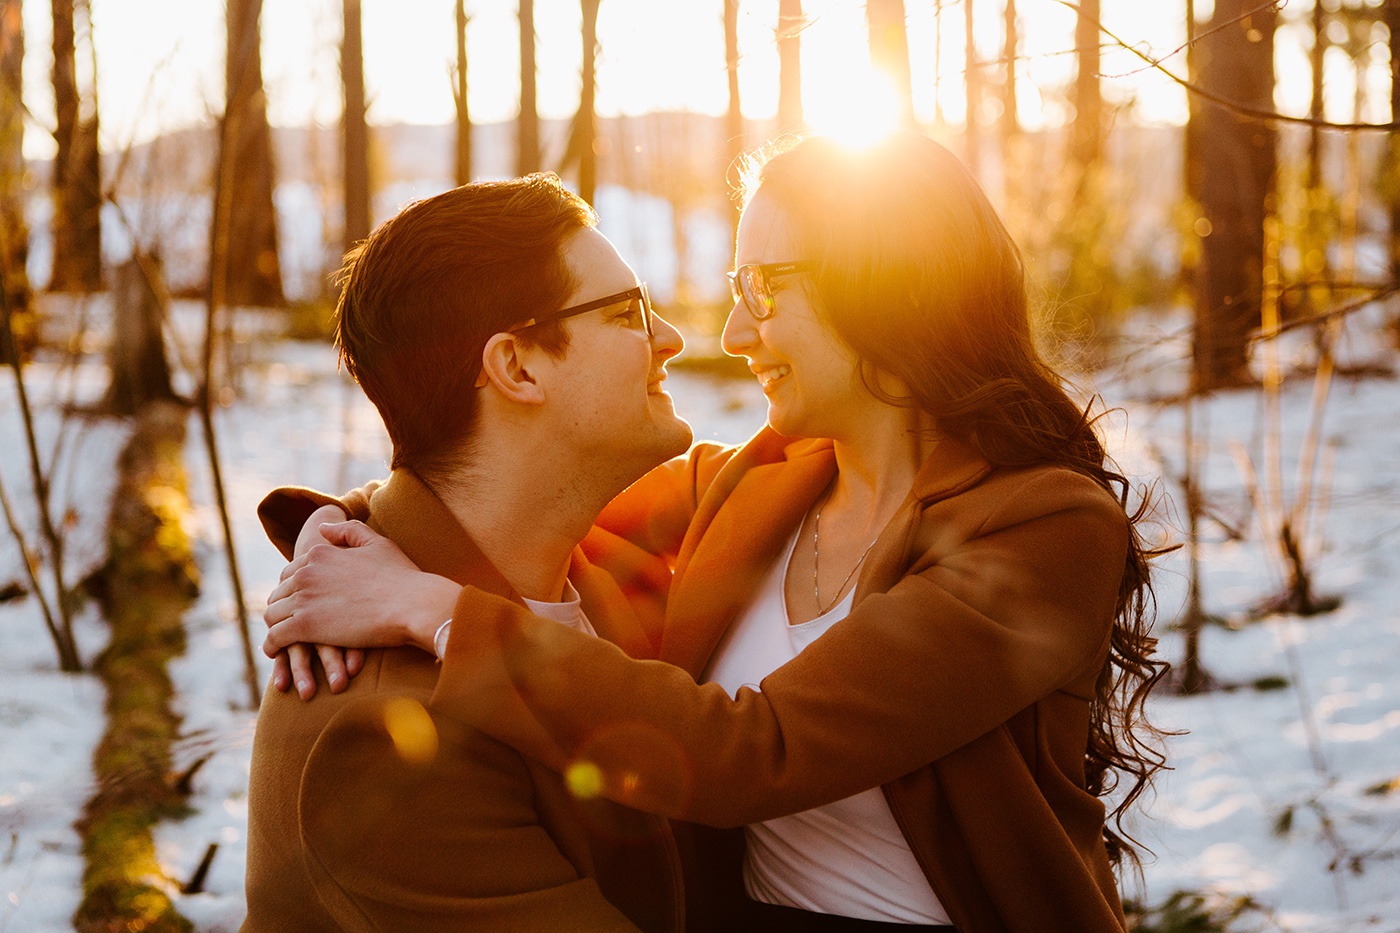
[511,284,654,336]
[727,261,816,321]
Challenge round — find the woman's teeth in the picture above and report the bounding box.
[757,365,790,388]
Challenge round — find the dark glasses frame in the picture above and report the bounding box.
[511,284,654,336]
[727,261,816,320]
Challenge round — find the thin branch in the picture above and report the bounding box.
[1095,0,1285,81]
[1054,0,1399,131]
[0,278,80,671]
[0,467,69,667]
[1253,283,1400,342]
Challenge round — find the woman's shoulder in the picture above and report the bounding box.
[913,458,1131,560]
[982,462,1126,515]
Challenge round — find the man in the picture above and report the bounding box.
[241,175,693,932]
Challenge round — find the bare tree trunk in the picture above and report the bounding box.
[1001,0,1018,133]
[454,0,471,187]
[49,0,101,293]
[1183,0,1199,205]
[866,0,914,128]
[1191,0,1277,389]
[964,0,981,174]
[1072,0,1101,170]
[0,0,79,671]
[724,0,743,245]
[1183,0,1204,330]
[1385,0,1399,287]
[102,256,174,416]
[206,64,263,709]
[223,0,284,308]
[342,0,369,251]
[1060,0,1112,335]
[0,0,33,366]
[933,0,944,127]
[777,0,804,134]
[577,0,600,205]
[517,0,539,175]
[1000,0,1019,197]
[1302,0,1330,319]
[1308,0,1325,189]
[1176,396,1211,694]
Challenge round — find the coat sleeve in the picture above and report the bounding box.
[298,694,640,932]
[430,471,1130,828]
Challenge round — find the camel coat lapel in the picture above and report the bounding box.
[660,430,995,679]
[660,436,836,677]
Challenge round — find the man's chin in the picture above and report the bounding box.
[657,414,694,459]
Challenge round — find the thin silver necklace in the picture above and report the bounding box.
[811,495,880,616]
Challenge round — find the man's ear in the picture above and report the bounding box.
[478,333,547,405]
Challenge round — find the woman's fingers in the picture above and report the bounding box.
[268,642,362,699]
[318,643,350,693]
[319,519,380,548]
[278,552,309,583]
[264,591,294,627]
[271,651,293,692]
[287,643,318,700]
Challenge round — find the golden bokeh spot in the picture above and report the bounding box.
[620,771,641,797]
[565,760,604,800]
[382,697,438,764]
[1193,217,1213,238]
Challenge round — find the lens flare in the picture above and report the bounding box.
[382,696,438,764]
[565,760,605,799]
[806,67,902,151]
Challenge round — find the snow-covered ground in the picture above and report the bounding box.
[2,301,1398,931]
[0,358,133,933]
[1097,307,1400,930]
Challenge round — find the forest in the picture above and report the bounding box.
[1,0,1398,931]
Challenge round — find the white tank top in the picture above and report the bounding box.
[702,530,952,924]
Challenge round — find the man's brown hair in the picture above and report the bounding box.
[334,174,596,480]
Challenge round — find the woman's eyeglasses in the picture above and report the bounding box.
[511,284,654,336]
[727,261,815,321]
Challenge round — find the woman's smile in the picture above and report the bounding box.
[751,363,792,392]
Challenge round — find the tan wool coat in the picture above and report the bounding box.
[242,470,683,933]
[419,429,1135,933]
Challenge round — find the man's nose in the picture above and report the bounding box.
[651,313,685,361]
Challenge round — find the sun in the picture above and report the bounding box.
[804,66,902,150]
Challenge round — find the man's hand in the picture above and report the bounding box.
[264,519,462,683]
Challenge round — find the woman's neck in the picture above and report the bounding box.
[825,402,939,524]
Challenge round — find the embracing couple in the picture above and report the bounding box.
[240,132,1166,933]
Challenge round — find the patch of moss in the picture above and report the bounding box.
[74,401,197,933]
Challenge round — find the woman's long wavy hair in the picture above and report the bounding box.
[742,132,1170,869]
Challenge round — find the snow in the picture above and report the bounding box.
[0,353,132,933]
[2,297,1399,931]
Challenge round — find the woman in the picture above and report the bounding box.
[264,132,1166,932]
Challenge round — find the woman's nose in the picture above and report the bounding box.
[720,300,757,357]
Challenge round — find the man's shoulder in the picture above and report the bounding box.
[307,684,536,789]
[252,646,538,799]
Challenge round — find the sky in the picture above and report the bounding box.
[15,0,1395,160]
